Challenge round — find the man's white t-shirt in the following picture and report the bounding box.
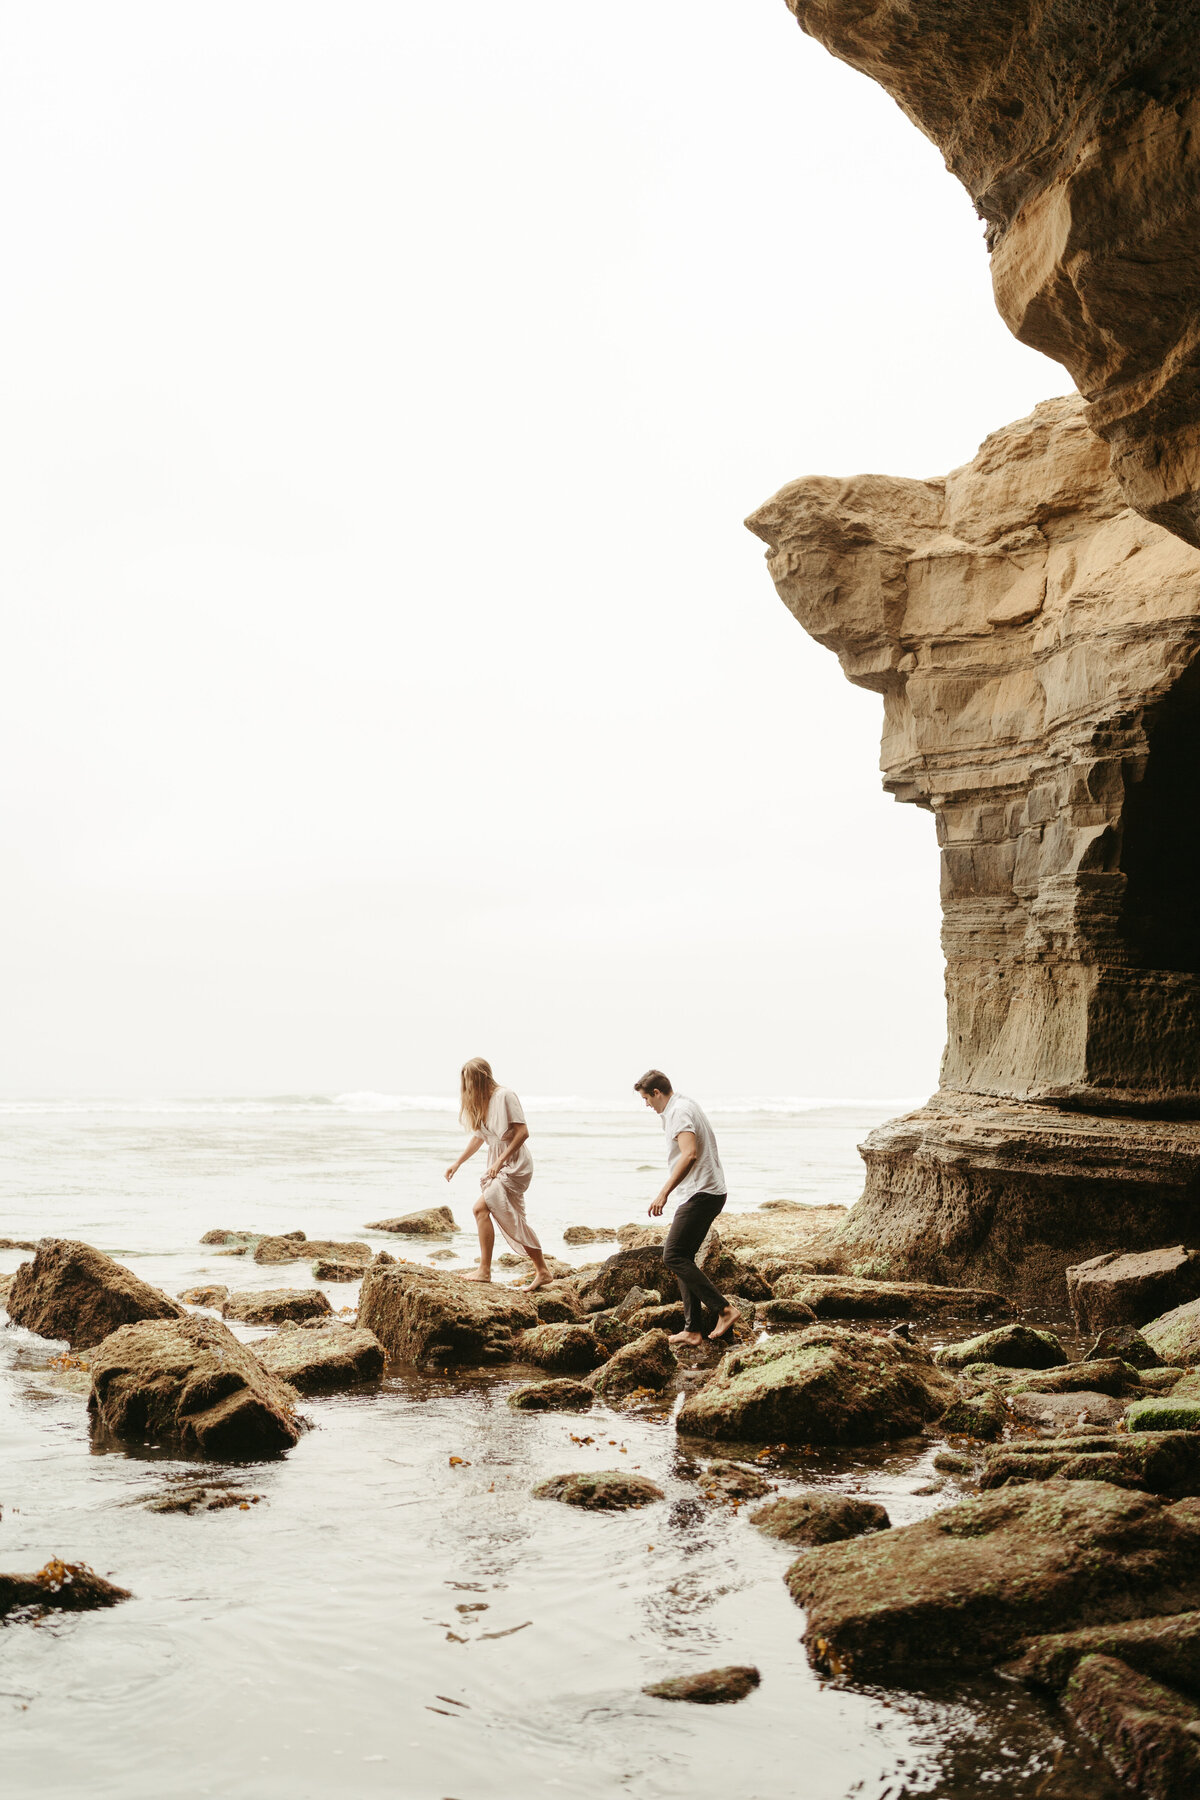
[662,1093,725,1204]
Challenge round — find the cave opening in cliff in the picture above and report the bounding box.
[1120,657,1200,972]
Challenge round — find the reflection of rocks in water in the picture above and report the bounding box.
[139,1482,265,1515]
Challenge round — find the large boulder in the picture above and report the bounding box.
[252,1323,385,1394]
[364,1207,456,1236]
[1086,1325,1163,1371]
[676,1325,954,1445]
[980,1432,1200,1498]
[88,1315,303,1457]
[0,1559,131,1619]
[580,1236,768,1310]
[1004,1611,1200,1698]
[356,1263,537,1366]
[934,1324,1067,1372]
[1067,1246,1200,1334]
[1143,1298,1200,1368]
[585,1329,676,1400]
[790,1482,1200,1679]
[6,1239,183,1350]
[254,1237,370,1266]
[772,1275,1010,1321]
[222,1289,332,1326]
[516,1323,607,1375]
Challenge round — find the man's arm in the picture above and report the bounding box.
[649,1130,697,1217]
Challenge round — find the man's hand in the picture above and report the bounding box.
[648,1193,667,1217]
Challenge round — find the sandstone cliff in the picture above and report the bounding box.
[749,398,1200,1301]
[785,1,1200,546]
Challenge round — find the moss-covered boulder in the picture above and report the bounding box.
[532,1470,664,1510]
[364,1207,456,1236]
[1002,1610,1200,1696]
[981,1432,1200,1496]
[1008,1358,1141,1398]
[1060,1654,1200,1797]
[252,1323,384,1394]
[1125,1394,1200,1433]
[789,1480,1200,1678]
[675,1325,955,1445]
[1143,1297,1200,1368]
[589,1311,638,1355]
[222,1289,332,1326]
[586,1329,677,1399]
[7,1239,183,1351]
[756,1298,818,1327]
[936,1391,1006,1440]
[516,1323,607,1375]
[356,1262,537,1367]
[507,1378,594,1411]
[699,1460,774,1501]
[934,1324,1068,1371]
[751,1493,890,1546]
[1085,1324,1162,1370]
[88,1315,303,1457]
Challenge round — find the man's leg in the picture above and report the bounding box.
[662,1195,728,1342]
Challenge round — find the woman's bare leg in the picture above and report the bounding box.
[517,1243,553,1291]
[463,1198,495,1281]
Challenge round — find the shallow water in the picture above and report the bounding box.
[0,1101,1120,1798]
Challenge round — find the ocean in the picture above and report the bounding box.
[0,1098,1113,1799]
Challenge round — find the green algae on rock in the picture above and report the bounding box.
[1125,1395,1200,1434]
[789,1481,1200,1679]
[675,1325,954,1445]
[516,1323,607,1375]
[751,1493,890,1546]
[934,1324,1068,1371]
[532,1470,664,1511]
[1003,1611,1200,1697]
[1143,1297,1200,1368]
[586,1329,676,1400]
[936,1390,1006,1440]
[1061,1654,1200,1797]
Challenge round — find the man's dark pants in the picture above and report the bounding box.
[662,1192,728,1331]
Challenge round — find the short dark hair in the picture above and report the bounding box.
[633,1069,672,1097]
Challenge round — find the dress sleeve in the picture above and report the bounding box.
[501,1088,527,1131]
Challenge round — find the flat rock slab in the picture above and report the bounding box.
[1003,1610,1200,1696]
[7,1239,184,1351]
[1009,1358,1141,1398]
[0,1559,131,1618]
[178,1285,229,1309]
[676,1325,954,1445]
[516,1323,607,1375]
[643,1666,760,1704]
[364,1207,456,1236]
[562,1225,617,1244]
[935,1324,1068,1371]
[507,1378,594,1412]
[586,1329,677,1400]
[790,1481,1200,1679]
[751,1493,890,1545]
[1061,1654,1200,1798]
[222,1289,332,1326]
[1008,1391,1128,1431]
[1067,1245,1200,1333]
[1144,1297,1200,1367]
[532,1471,664,1510]
[1126,1394,1200,1433]
[981,1432,1200,1497]
[253,1324,385,1394]
[773,1275,1010,1320]
[88,1314,303,1457]
[254,1237,370,1266]
[357,1263,537,1366]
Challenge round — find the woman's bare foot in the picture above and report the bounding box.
[707,1306,739,1341]
[462,1268,492,1283]
[668,1329,703,1346]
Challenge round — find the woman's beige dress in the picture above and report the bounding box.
[478,1086,543,1256]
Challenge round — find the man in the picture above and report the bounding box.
[635,1069,739,1346]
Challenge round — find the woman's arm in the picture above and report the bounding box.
[445,1134,485,1182]
[483,1122,529,1184]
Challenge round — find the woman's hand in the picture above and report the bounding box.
[481,1163,501,1187]
[444,1164,459,1183]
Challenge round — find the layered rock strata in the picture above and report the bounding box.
[785,1,1200,545]
[749,397,1200,1302]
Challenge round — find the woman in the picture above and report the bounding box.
[444,1057,553,1290]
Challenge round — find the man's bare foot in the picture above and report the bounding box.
[707,1307,739,1341]
[462,1269,492,1283]
[668,1329,703,1346]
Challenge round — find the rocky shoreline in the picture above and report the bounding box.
[5,1204,1200,1791]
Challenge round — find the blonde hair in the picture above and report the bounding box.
[459,1057,497,1132]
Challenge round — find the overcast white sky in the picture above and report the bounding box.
[0,0,1064,1099]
